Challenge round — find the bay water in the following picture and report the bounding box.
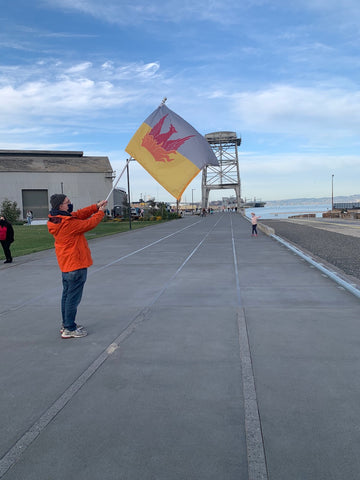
[244,203,331,220]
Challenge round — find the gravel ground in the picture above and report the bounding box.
[261,219,360,280]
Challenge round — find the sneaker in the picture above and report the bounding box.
[61,327,88,339]
[60,324,84,333]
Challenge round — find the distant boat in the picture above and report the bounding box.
[240,198,266,208]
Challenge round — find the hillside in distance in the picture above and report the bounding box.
[266,194,360,206]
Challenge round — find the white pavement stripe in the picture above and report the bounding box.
[147,214,224,306]
[231,216,269,480]
[88,219,203,275]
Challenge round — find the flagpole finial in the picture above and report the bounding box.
[161,97,167,105]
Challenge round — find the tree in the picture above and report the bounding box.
[156,202,169,218]
[1,198,21,223]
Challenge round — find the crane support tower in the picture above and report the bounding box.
[202,131,242,209]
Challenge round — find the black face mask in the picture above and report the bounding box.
[67,203,73,213]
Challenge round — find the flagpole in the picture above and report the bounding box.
[106,158,132,202]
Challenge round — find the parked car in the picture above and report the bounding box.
[131,207,141,219]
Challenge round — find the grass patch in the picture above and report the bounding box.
[0,219,176,261]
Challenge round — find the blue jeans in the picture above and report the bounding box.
[61,268,87,331]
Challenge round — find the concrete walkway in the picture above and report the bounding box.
[1,213,360,479]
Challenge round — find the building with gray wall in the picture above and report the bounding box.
[0,150,115,219]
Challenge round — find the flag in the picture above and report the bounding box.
[125,103,218,200]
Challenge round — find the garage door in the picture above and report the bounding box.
[22,189,49,219]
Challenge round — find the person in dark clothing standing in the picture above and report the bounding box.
[0,216,14,263]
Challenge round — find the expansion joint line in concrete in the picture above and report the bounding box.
[231,216,269,480]
[88,219,203,276]
[0,215,225,478]
[148,213,225,306]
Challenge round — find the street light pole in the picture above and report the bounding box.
[127,159,132,230]
[331,174,334,211]
[192,189,195,214]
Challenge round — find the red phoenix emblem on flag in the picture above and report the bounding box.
[142,114,194,162]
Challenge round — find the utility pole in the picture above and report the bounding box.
[127,160,132,230]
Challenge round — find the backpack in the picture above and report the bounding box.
[0,225,7,241]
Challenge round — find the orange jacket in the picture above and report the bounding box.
[47,204,104,272]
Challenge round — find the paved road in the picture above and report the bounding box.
[1,213,360,479]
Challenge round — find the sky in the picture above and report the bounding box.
[1,0,360,204]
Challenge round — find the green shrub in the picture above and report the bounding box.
[0,198,21,224]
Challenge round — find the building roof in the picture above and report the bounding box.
[0,150,113,173]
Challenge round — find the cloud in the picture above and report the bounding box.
[40,0,360,35]
[2,53,359,165]
[65,62,93,73]
[42,0,258,25]
[231,85,360,139]
[1,54,359,149]
[239,152,360,175]
[0,59,162,126]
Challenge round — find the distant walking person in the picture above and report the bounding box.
[0,216,14,263]
[47,194,108,339]
[251,212,261,236]
[26,210,33,225]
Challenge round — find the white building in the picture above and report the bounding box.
[0,150,115,219]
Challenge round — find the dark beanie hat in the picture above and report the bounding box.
[50,194,66,210]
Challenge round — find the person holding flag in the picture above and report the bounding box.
[47,194,107,339]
